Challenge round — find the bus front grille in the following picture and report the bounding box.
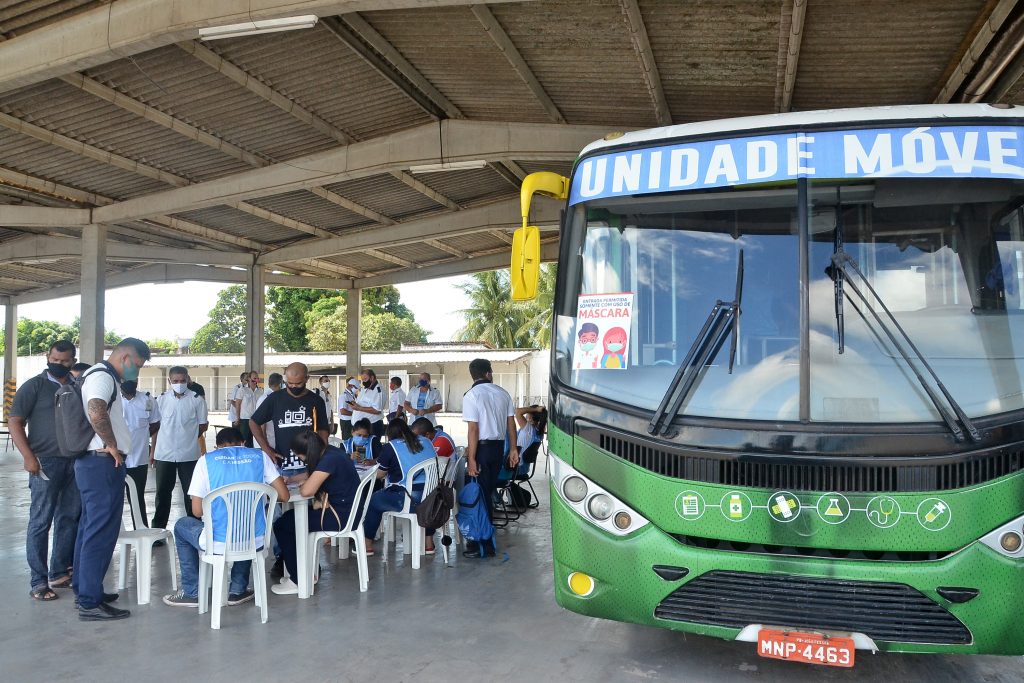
[581,425,1024,492]
[654,570,971,645]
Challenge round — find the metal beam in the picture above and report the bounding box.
[777,0,807,113]
[0,111,190,187]
[179,40,354,145]
[0,165,111,205]
[258,197,559,265]
[59,71,272,168]
[228,201,333,238]
[425,238,468,258]
[310,186,395,225]
[471,4,565,124]
[325,15,463,120]
[489,229,513,245]
[0,234,250,266]
[619,0,671,125]
[935,0,1018,103]
[390,170,461,210]
[355,240,558,288]
[365,248,415,269]
[0,0,534,95]
[91,120,606,225]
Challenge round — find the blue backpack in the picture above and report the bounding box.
[456,478,494,556]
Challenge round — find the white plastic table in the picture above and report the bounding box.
[282,464,376,599]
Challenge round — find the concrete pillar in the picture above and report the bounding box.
[79,223,106,363]
[211,367,220,412]
[4,303,16,420]
[346,288,361,376]
[245,265,265,375]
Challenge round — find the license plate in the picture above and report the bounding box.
[757,629,855,667]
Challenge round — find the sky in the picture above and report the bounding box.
[17,275,474,344]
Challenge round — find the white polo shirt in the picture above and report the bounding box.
[462,381,514,441]
[121,392,161,468]
[352,382,384,425]
[153,389,209,463]
[82,364,132,453]
[389,387,406,415]
[339,384,358,423]
[227,382,244,422]
[239,385,263,420]
[406,385,442,426]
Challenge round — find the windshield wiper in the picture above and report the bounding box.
[833,189,846,354]
[830,251,981,442]
[648,250,743,437]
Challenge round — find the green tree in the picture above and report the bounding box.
[306,306,428,352]
[363,286,413,319]
[516,264,557,348]
[266,287,340,352]
[455,270,533,348]
[146,338,178,354]
[189,286,247,353]
[16,319,77,356]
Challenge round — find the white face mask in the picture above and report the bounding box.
[321,381,330,388]
[171,382,186,394]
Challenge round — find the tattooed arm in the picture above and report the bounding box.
[88,398,123,466]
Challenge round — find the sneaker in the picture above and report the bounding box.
[227,589,254,605]
[162,590,199,607]
[79,603,130,621]
[271,578,298,595]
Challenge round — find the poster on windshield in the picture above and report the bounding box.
[574,293,634,370]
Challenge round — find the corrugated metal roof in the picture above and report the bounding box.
[0,0,110,35]
[243,190,372,232]
[412,165,515,207]
[172,205,310,244]
[144,349,534,367]
[322,173,442,220]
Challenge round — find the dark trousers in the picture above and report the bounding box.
[239,420,254,448]
[340,420,352,441]
[26,457,80,589]
[370,420,385,437]
[125,465,149,529]
[72,452,125,609]
[274,507,346,581]
[152,459,198,529]
[472,440,505,551]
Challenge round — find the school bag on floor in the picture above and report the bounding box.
[456,477,494,557]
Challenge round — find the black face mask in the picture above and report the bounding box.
[362,380,373,389]
[47,363,71,379]
[121,380,138,396]
[286,387,306,397]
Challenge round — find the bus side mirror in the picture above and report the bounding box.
[511,225,541,301]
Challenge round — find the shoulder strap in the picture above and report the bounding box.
[81,365,119,409]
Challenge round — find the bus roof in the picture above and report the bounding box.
[580,103,1023,157]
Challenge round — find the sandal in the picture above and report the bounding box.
[49,575,72,589]
[30,587,58,601]
[424,547,436,556]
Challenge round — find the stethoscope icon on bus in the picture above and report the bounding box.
[866,495,901,528]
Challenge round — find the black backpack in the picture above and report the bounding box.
[416,459,455,530]
[54,366,118,458]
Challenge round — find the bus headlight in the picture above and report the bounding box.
[979,513,1024,557]
[551,457,649,536]
[1000,532,1022,553]
[588,494,614,520]
[563,476,588,502]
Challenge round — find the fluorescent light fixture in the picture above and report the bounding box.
[409,160,488,174]
[199,15,318,41]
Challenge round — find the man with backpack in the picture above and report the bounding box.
[10,340,79,602]
[461,358,519,558]
[72,338,151,621]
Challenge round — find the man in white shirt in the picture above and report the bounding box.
[348,368,385,437]
[388,376,407,422]
[227,372,246,427]
[462,358,519,559]
[74,338,150,621]
[162,427,289,607]
[314,375,336,435]
[151,366,209,530]
[121,380,160,529]
[338,377,358,440]
[404,372,443,426]
[237,370,263,448]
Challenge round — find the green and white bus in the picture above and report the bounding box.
[513,104,1024,667]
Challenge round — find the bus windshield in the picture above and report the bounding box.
[555,179,1024,424]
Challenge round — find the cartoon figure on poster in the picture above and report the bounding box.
[574,293,634,370]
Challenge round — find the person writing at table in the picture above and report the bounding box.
[345,418,382,464]
[271,430,361,595]
[362,419,437,557]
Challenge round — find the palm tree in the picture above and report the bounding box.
[456,270,532,348]
[516,264,557,348]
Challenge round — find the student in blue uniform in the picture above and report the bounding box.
[362,419,436,556]
[344,418,383,463]
[272,430,360,595]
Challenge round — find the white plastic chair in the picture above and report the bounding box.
[440,454,466,564]
[381,458,439,569]
[309,465,379,593]
[197,482,278,630]
[117,481,177,605]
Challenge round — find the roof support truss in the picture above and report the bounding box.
[619,0,671,125]
[935,0,1019,102]
[776,0,808,113]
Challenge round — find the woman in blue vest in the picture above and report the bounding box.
[344,418,382,463]
[271,430,360,595]
[362,419,436,556]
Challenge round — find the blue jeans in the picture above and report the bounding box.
[174,517,251,598]
[27,457,81,589]
[72,452,125,609]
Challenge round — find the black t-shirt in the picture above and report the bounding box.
[315,446,360,525]
[250,389,327,468]
[187,381,206,398]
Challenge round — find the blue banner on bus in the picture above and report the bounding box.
[568,125,1024,205]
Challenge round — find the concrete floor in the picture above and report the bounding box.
[1,442,1020,683]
